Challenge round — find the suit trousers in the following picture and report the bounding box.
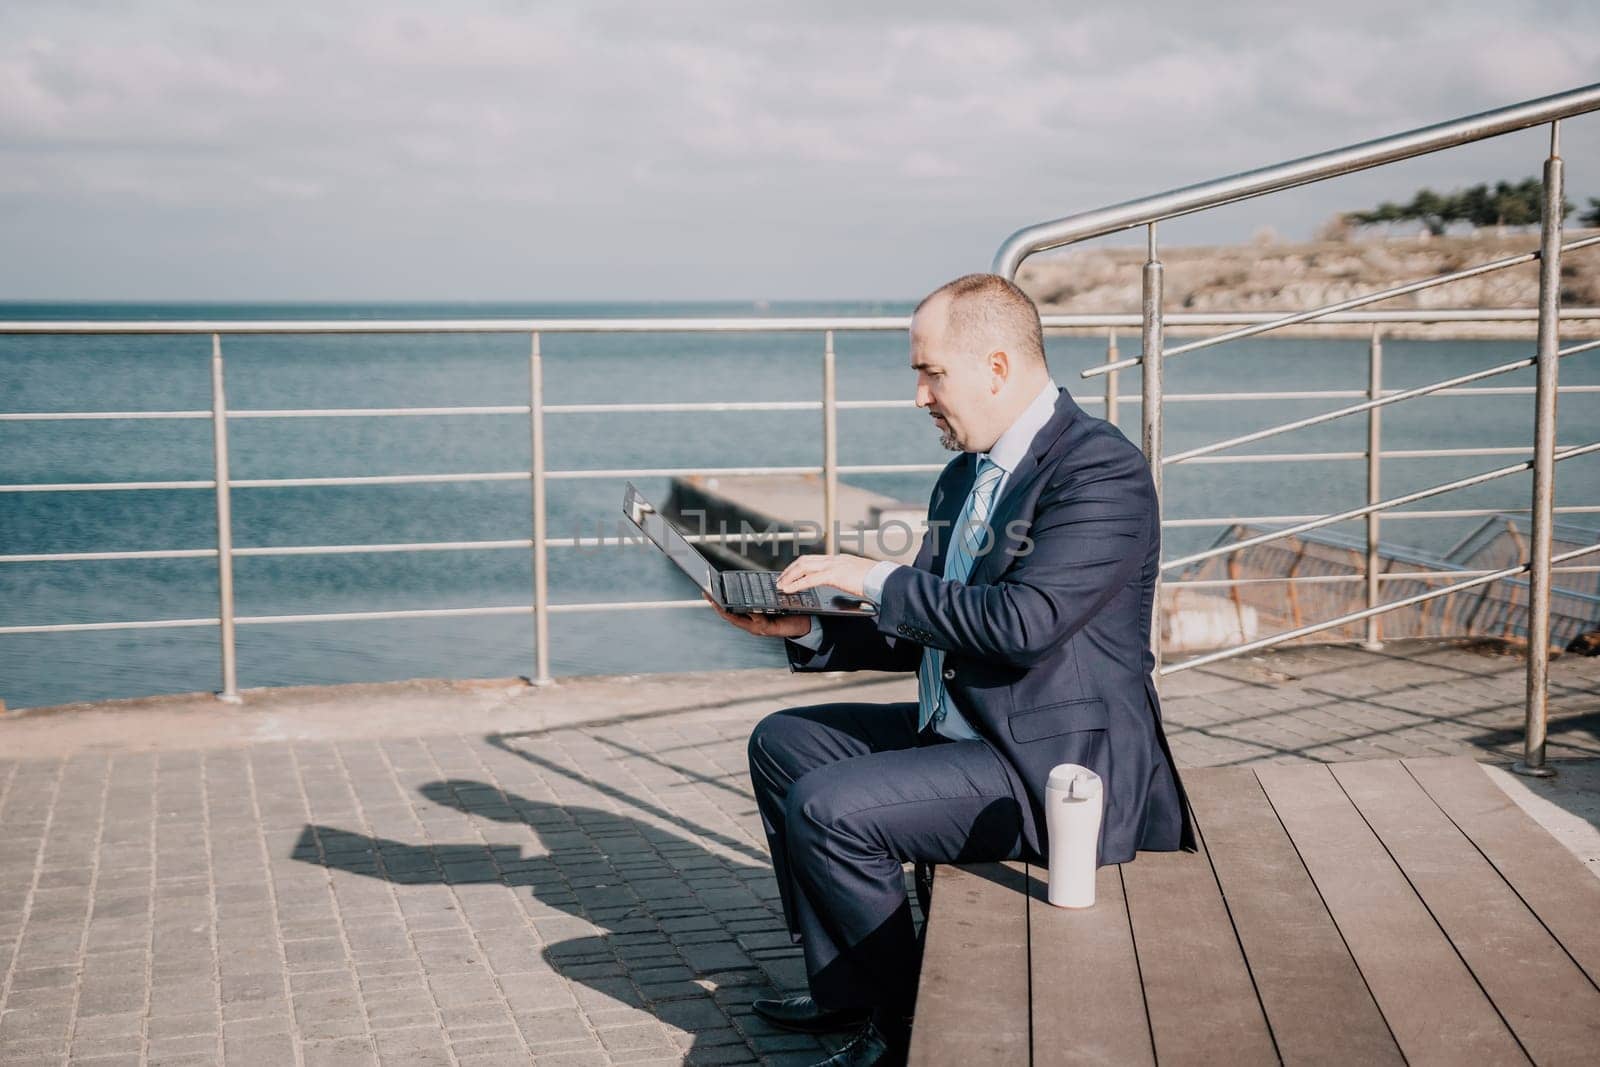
[747,701,1030,1016]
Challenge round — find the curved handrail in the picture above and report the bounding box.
[992,82,1600,278]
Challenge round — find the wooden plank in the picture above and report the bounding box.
[1027,861,1154,1066]
[1187,767,1403,1065]
[1256,762,1525,1065]
[1118,800,1278,1067]
[1405,756,1600,989]
[909,861,1029,1067]
[1334,759,1600,1063]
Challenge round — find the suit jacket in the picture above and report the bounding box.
[786,387,1195,866]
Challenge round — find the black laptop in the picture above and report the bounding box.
[622,483,877,617]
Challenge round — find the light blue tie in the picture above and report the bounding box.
[917,457,1004,732]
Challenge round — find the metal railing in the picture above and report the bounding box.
[2,308,1596,705]
[995,82,1600,776]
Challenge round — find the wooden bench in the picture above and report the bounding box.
[909,757,1600,1065]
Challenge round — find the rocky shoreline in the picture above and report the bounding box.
[1016,232,1600,338]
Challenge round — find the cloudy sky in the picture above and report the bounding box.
[2,1,1598,302]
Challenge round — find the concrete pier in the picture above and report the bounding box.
[664,473,925,569]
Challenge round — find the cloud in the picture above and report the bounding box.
[0,1,1596,299]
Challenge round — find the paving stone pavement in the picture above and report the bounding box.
[1,638,1597,1065]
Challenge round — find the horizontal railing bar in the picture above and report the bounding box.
[544,600,708,614]
[1072,307,1600,326]
[0,410,210,422]
[1163,336,1600,466]
[1082,308,1600,327]
[1172,444,1585,467]
[238,600,716,624]
[1164,440,1600,570]
[1172,574,1366,589]
[0,531,828,565]
[1384,504,1600,519]
[1394,566,1600,579]
[233,464,964,489]
[234,540,533,556]
[540,398,1039,416]
[1171,565,1600,589]
[544,400,816,414]
[5,490,1593,527]
[837,400,919,410]
[1167,391,1367,403]
[229,472,530,489]
[545,465,822,480]
[995,82,1600,276]
[1162,539,1600,674]
[1422,385,1600,397]
[1145,255,1529,369]
[21,553,1600,635]
[9,382,1598,428]
[231,406,530,419]
[0,549,219,563]
[0,480,215,493]
[1096,234,1600,374]
[236,605,533,625]
[0,617,220,635]
[31,382,1600,427]
[1163,368,1505,466]
[19,552,1600,634]
[7,481,1596,524]
[1164,514,1324,528]
[0,317,910,335]
[6,308,1600,337]
[838,463,949,475]
[547,532,817,549]
[249,398,1112,420]
[19,504,1600,564]
[0,600,707,634]
[1164,504,1600,528]
[1164,385,1600,403]
[1381,446,1579,458]
[1177,451,1367,465]
[239,532,825,554]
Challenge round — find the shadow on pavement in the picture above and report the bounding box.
[292,777,838,1064]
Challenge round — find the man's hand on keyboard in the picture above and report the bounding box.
[776,553,876,598]
[703,592,814,638]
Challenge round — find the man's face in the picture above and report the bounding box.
[910,299,991,453]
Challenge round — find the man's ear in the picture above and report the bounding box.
[987,349,1010,392]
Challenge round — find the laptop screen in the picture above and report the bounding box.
[623,484,716,595]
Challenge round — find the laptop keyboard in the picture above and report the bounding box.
[726,570,822,611]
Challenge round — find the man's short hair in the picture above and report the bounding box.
[914,273,1047,370]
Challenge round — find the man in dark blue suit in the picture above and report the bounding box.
[707,274,1193,1067]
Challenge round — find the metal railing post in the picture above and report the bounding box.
[1142,224,1166,674]
[210,334,241,703]
[1364,326,1384,650]
[528,332,553,687]
[1105,329,1120,429]
[1516,123,1565,778]
[822,330,838,555]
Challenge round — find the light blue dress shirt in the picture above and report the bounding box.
[788,377,1060,740]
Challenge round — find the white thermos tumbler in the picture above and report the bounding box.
[1044,763,1103,908]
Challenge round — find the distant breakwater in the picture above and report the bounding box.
[1016,233,1600,338]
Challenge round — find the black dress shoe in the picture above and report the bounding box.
[751,994,871,1034]
[809,1018,909,1067]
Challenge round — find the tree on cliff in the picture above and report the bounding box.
[1345,179,1573,235]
